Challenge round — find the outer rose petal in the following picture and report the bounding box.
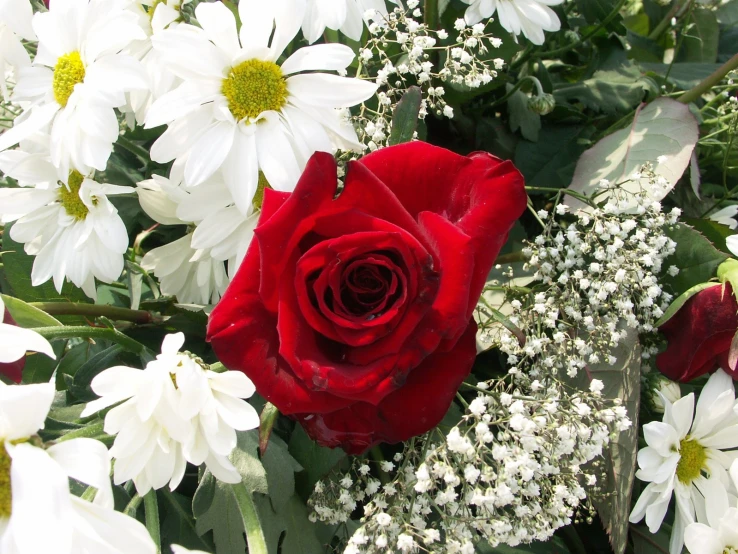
[1,309,25,383]
[656,283,738,382]
[298,322,478,454]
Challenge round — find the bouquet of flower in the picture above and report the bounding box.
[1,0,737,553]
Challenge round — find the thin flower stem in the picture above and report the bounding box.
[125,493,142,517]
[648,1,682,40]
[677,52,738,104]
[115,136,151,165]
[30,302,156,324]
[33,325,150,355]
[144,490,162,554]
[231,482,268,554]
[423,0,438,30]
[495,251,526,264]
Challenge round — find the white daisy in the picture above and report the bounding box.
[709,205,738,230]
[82,333,260,494]
[301,0,389,43]
[684,460,738,554]
[0,296,55,367]
[137,172,258,304]
[0,140,132,299]
[629,369,738,554]
[460,0,563,45]
[0,0,35,100]
[145,0,377,214]
[0,381,156,554]
[0,0,148,175]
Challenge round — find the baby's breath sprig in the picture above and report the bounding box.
[351,1,505,151]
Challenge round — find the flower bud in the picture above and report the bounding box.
[528,93,556,116]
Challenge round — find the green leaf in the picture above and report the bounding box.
[684,217,734,254]
[0,294,63,328]
[507,85,540,142]
[565,98,699,212]
[663,223,729,296]
[261,435,302,513]
[259,402,280,456]
[640,62,724,89]
[675,8,719,63]
[254,494,325,554]
[21,341,65,385]
[1,222,89,304]
[388,86,422,146]
[576,0,623,30]
[231,430,269,495]
[569,325,641,554]
[69,345,132,402]
[289,425,345,496]
[655,282,720,327]
[631,522,671,554]
[192,471,217,519]
[194,479,247,554]
[553,63,656,115]
[161,491,213,552]
[55,341,107,391]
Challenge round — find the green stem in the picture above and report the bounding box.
[495,251,526,265]
[231,482,268,554]
[486,76,541,110]
[648,1,682,40]
[116,136,151,165]
[30,302,155,324]
[33,326,149,355]
[423,0,438,30]
[144,490,162,554]
[677,52,738,104]
[125,494,142,517]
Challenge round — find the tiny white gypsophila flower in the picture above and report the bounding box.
[630,369,738,554]
[0,136,132,299]
[300,0,391,43]
[144,0,377,214]
[81,333,260,494]
[0,0,35,100]
[0,0,148,176]
[0,382,156,554]
[459,0,563,45]
[0,296,55,365]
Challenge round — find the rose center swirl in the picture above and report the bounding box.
[221,59,288,123]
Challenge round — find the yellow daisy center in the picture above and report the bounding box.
[252,172,271,211]
[0,443,11,518]
[676,437,707,484]
[53,51,86,107]
[58,171,89,221]
[221,59,287,123]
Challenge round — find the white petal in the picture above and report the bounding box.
[206,451,241,483]
[47,438,114,509]
[222,129,259,215]
[238,0,276,50]
[0,382,55,440]
[684,523,722,554]
[184,121,235,186]
[194,1,241,58]
[280,43,355,75]
[145,81,220,129]
[208,371,256,399]
[161,332,185,355]
[286,73,377,108]
[0,102,58,153]
[255,114,301,192]
[213,391,260,431]
[0,322,56,363]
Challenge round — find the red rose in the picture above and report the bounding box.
[657,283,738,382]
[207,142,526,454]
[1,308,25,383]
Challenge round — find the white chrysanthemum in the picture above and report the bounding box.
[0,296,55,365]
[629,369,738,554]
[137,172,258,304]
[460,0,563,45]
[0,141,131,299]
[144,0,377,214]
[0,382,156,554]
[82,333,260,494]
[301,0,389,43]
[123,0,190,126]
[0,0,147,175]
[0,0,35,100]
[684,460,738,554]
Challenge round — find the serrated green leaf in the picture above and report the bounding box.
[262,435,302,513]
[194,480,246,554]
[289,425,345,495]
[254,494,325,554]
[388,86,422,146]
[655,281,720,327]
[192,471,217,519]
[507,85,540,142]
[663,223,729,296]
[231,430,269,495]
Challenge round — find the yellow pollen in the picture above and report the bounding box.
[221,59,287,123]
[252,172,271,211]
[676,437,707,484]
[58,171,89,221]
[53,51,86,107]
[0,443,11,519]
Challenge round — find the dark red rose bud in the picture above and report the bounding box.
[1,308,25,383]
[208,141,527,454]
[657,283,738,382]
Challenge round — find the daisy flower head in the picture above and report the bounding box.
[0,0,148,175]
[0,381,156,554]
[460,0,564,45]
[145,0,378,214]
[0,0,35,99]
[0,140,131,299]
[301,0,390,43]
[82,333,260,494]
[629,369,738,554]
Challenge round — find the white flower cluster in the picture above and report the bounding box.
[484,194,679,380]
[353,2,504,150]
[309,379,629,553]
